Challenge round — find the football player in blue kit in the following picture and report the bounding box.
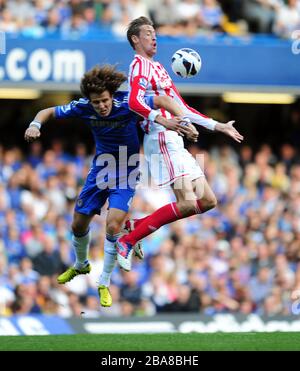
[24,64,193,308]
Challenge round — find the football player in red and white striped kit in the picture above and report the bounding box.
[116,16,243,271]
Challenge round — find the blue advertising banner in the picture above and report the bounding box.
[0,315,74,335]
[0,36,299,93]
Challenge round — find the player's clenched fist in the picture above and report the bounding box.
[178,121,199,142]
[24,122,41,142]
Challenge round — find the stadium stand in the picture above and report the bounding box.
[1,128,300,316]
[0,0,300,318]
[0,0,299,39]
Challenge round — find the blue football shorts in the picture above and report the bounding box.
[75,166,137,216]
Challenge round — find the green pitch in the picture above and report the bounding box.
[1,332,300,351]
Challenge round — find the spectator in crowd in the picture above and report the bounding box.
[242,0,283,34]
[1,0,298,38]
[198,0,225,32]
[273,0,300,38]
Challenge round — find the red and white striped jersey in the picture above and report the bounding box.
[128,54,216,134]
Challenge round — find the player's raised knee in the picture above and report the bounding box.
[206,196,217,210]
[177,200,197,216]
[106,220,122,236]
[196,196,217,213]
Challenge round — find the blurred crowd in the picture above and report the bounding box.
[1,137,300,317]
[0,0,299,40]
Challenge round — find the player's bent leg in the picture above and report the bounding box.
[71,212,94,269]
[108,191,136,272]
[116,201,183,263]
[97,209,126,306]
[71,211,93,236]
[117,177,216,258]
[57,212,93,284]
[173,176,217,216]
[106,208,128,237]
[100,208,125,282]
[172,177,198,217]
[192,177,217,211]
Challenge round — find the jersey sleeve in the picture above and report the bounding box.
[132,95,155,122]
[171,82,218,131]
[128,58,160,121]
[54,99,90,119]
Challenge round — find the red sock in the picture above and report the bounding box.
[134,199,203,228]
[195,199,204,213]
[133,216,148,228]
[125,202,182,245]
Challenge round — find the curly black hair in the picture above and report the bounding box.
[80,65,127,99]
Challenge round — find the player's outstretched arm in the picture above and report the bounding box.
[215,121,244,143]
[24,107,55,142]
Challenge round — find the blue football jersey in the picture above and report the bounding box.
[55,91,140,155]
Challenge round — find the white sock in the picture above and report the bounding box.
[99,233,120,287]
[73,229,91,270]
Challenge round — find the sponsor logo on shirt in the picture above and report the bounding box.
[61,104,72,113]
[90,120,127,128]
[90,114,129,128]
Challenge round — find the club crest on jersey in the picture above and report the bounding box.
[159,77,172,89]
[139,78,148,89]
[77,199,83,207]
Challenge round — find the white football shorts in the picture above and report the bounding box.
[143,130,204,188]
